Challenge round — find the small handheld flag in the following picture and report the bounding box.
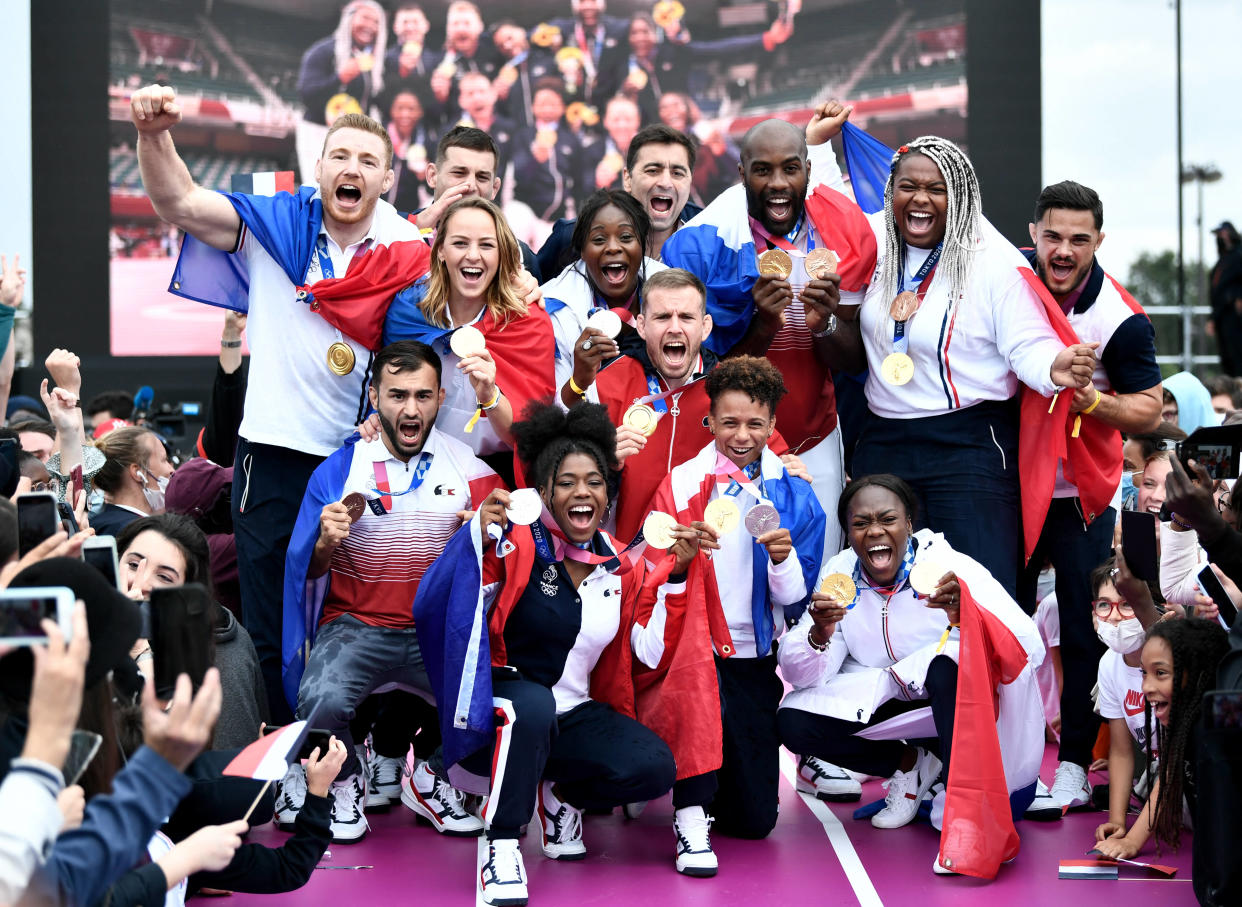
[223,720,309,781]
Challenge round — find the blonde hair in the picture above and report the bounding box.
[93,427,158,494]
[422,197,527,328]
[333,0,387,95]
[323,112,394,170]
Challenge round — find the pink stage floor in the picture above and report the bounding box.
[218,746,1197,906]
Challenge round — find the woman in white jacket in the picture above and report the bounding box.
[778,474,1045,852]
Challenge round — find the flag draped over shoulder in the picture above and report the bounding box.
[939,578,1032,879]
[661,184,876,354]
[170,186,430,350]
[1017,270,1136,561]
[840,122,895,215]
[384,278,558,421]
[281,438,357,709]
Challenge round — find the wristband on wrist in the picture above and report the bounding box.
[1169,512,1193,531]
[220,339,243,349]
[808,627,830,652]
[1081,388,1103,415]
[567,375,588,398]
[481,389,502,412]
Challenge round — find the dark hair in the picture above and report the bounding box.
[1125,421,1187,465]
[16,450,46,476]
[641,268,706,314]
[1089,558,1117,599]
[372,340,442,389]
[436,125,500,171]
[116,512,213,597]
[513,401,616,493]
[1142,618,1227,851]
[84,390,134,421]
[1034,180,1103,231]
[705,355,786,419]
[626,123,697,173]
[837,474,919,530]
[10,419,55,441]
[571,189,651,259]
[532,76,566,100]
[1207,375,1242,409]
[0,497,16,563]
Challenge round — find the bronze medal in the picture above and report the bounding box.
[818,572,857,604]
[342,492,367,524]
[880,352,914,386]
[623,403,659,437]
[890,291,920,322]
[327,341,356,376]
[805,248,839,279]
[757,248,793,280]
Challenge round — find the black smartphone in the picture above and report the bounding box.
[0,586,75,646]
[82,536,120,590]
[1178,424,1242,480]
[262,724,335,761]
[17,492,60,557]
[1198,565,1239,629]
[1120,510,1159,583]
[149,584,214,700]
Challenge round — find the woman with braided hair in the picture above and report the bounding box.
[852,135,1097,596]
[1096,617,1228,858]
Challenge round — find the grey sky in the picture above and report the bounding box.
[1042,0,1241,283]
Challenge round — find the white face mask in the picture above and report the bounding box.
[140,470,169,513]
[1096,617,1146,655]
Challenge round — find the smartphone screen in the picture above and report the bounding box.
[1198,565,1239,629]
[149,584,214,700]
[1120,510,1159,583]
[17,493,60,557]
[0,587,74,646]
[1179,425,1242,480]
[82,538,120,590]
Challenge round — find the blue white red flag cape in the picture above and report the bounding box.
[839,122,896,214]
[281,436,358,708]
[661,184,875,354]
[170,187,430,350]
[223,720,308,781]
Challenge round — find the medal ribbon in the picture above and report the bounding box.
[848,537,918,609]
[713,453,766,502]
[749,217,817,255]
[889,247,942,356]
[529,514,626,572]
[639,361,705,414]
[371,454,432,511]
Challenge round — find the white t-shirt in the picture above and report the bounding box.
[1096,648,1155,755]
[237,199,421,456]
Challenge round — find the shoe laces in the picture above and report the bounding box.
[487,840,525,884]
[330,778,362,819]
[676,812,713,852]
[880,769,913,808]
[371,756,403,786]
[546,802,582,844]
[430,772,471,818]
[1050,762,1085,797]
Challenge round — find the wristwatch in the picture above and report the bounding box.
[811,314,838,338]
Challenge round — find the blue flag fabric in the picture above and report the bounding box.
[382,277,452,348]
[840,122,896,215]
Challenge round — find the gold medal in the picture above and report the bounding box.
[805,248,839,279]
[818,572,857,604]
[653,0,685,28]
[402,41,422,56]
[890,290,920,322]
[356,52,374,73]
[909,561,947,597]
[327,341,356,376]
[449,324,487,358]
[642,511,678,549]
[628,67,649,90]
[324,93,363,124]
[757,248,793,280]
[623,403,659,437]
[880,352,914,386]
[703,497,741,536]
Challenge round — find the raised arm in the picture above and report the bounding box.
[131,85,242,252]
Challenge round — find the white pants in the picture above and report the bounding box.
[795,426,845,563]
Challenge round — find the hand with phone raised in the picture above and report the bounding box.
[304,736,348,798]
[142,668,221,772]
[1164,457,1228,540]
[20,601,89,769]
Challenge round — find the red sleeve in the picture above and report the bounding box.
[484,305,557,418]
[467,471,509,505]
[805,186,879,294]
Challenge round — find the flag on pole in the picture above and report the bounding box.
[222,720,309,781]
[839,121,895,214]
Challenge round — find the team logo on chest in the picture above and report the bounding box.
[540,564,559,596]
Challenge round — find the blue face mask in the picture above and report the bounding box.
[1121,471,1138,510]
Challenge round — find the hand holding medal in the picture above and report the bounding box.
[912,563,961,624]
[572,314,621,392]
[809,572,851,643]
[798,250,846,330]
[753,250,795,329]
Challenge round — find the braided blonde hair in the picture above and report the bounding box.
[874,136,983,334]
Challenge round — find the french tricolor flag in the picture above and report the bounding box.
[223,720,309,781]
[230,171,297,196]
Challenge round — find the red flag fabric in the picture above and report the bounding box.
[938,578,1029,879]
[299,239,433,351]
[1017,268,1141,561]
[223,721,308,781]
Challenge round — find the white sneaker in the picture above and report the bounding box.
[479,838,529,906]
[1049,761,1091,811]
[872,749,942,829]
[400,760,484,836]
[796,756,863,802]
[1024,777,1063,821]
[365,752,406,810]
[673,806,717,877]
[327,773,369,843]
[273,762,306,831]
[538,780,586,861]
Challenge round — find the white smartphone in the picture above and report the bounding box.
[82,535,121,591]
[0,586,75,646]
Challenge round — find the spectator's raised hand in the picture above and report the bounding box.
[40,380,79,430]
[20,601,89,769]
[142,668,222,772]
[304,736,348,798]
[130,84,182,134]
[157,820,248,886]
[0,529,94,588]
[57,785,85,831]
[805,99,852,146]
[0,254,27,309]
[1164,456,1224,536]
[44,349,82,397]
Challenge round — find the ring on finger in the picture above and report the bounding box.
[581,340,593,351]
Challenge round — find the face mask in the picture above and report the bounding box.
[1120,472,1138,510]
[140,470,168,513]
[1096,616,1146,654]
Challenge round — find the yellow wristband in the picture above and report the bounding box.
[1081,389,1103,415]
[465,390,500,434]
[568,375,588,397]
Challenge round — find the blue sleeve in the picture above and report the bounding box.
[536,220,577,279]
[685,33,767,57]
[1101,313,1162,395]
[31,747,190,907]
[297,39,343,110]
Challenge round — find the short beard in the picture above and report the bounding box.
[378,408,437,459]
[744,181,805,236]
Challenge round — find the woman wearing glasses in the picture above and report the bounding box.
[1089,553,1162,843]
